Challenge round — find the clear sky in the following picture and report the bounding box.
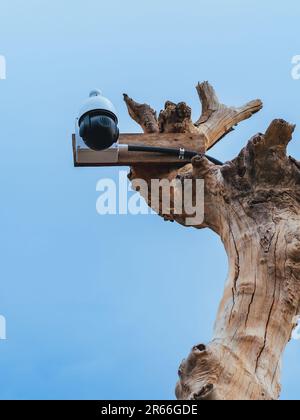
[0,0,299,400]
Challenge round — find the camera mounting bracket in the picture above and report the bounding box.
[72,132,206,167]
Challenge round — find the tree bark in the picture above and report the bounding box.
[123,82,299,400]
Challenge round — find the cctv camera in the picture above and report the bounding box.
[78,90,119,151]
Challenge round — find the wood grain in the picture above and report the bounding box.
[123,81,300,400]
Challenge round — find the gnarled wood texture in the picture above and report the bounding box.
[124,82,300,400]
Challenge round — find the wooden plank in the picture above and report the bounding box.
[73,133,206,167]
[118,133,205,152]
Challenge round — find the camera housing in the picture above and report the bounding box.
[78,90,119,151]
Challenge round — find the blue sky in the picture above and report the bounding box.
[0,0,299,400]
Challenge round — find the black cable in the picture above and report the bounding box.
[127,145,223,165]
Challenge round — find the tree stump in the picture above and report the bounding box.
[123,82,300,400]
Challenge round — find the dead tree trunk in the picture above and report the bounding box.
[123,82,300,400]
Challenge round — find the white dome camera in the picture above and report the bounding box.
[77,90,119,151]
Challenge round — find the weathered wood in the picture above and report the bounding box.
[195,81,263,150]
[125,81,300,400]
[175,119,300,401]
[124,82,263,151]
[119,133,205,152]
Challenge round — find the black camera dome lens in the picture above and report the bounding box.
[79,112,119,151]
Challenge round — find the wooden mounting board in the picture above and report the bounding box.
[73,133,206,167]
